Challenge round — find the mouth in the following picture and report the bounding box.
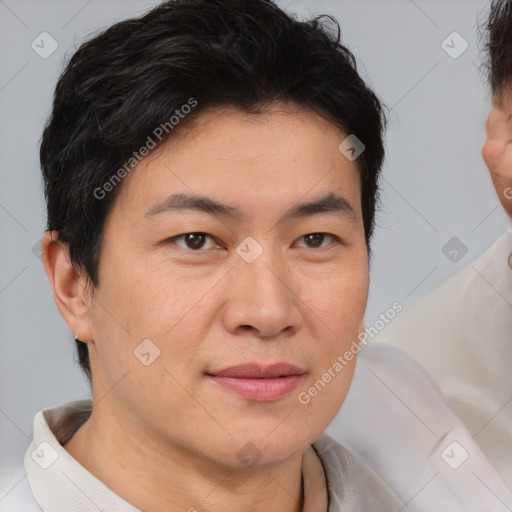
[206,362,306,402]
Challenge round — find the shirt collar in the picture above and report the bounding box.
[25,400,330,512]
[25,400,139,512]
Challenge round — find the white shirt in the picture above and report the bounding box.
[0,399,405,511]
[373,220,512,490]
[330,342,512,511]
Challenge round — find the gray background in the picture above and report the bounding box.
[0,0,507,489]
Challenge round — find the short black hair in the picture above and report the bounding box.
[40,0,386,380]
[484,0,512,104]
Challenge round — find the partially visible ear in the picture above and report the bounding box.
[41,231,94,344]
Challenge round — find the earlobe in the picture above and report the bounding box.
[41,231,94,344]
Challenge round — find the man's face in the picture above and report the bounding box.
[84,103,369,467]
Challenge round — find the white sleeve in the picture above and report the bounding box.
[371,226,512,488]
[328,343,512,512]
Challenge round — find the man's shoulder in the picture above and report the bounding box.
[376,228,512,350]
[330,343,512,511]
[0,466,42,512]
[312,432,407,511]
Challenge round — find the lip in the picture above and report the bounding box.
[208,362,306,379]
[206,363,306,402]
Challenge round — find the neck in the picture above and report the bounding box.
[63,403,305,512]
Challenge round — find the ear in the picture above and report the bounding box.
[41,231,94,344]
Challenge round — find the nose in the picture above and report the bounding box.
[222,247,302,339]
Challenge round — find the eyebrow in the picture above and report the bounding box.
[144,192,357,223]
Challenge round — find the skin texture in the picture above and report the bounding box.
[482,103,512,219]
[41,102,369,512]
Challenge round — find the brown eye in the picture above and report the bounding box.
[183,233,207,249]
[294,233,342,250]
[167,232,220,251]
[303,233,326,248]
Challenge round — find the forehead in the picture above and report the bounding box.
[108,103,363,224]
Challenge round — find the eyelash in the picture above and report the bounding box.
[164,232,342,251]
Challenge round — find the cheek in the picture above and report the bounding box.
[299,275,366,424]
[300,265,367,413]
[90,262,211,378]
[306,269,368,336]
[113,261,214,338]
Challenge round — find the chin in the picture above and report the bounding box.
[225,423,315,464]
